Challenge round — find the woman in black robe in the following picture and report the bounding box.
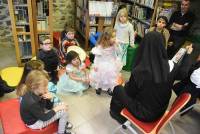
[110,31,193,123]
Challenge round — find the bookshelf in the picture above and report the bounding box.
[32,0,53,51]
[8,0,36,66]
[75,0,117,50]
[8,0,53,66]
[119,0,159,37]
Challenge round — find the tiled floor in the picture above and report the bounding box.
[0,44,200,134]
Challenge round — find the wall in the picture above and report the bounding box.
[53,0,75,31]
[0,0,13,46]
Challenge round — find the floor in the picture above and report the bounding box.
[0,43,200,134]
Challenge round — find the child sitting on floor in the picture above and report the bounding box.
[37,35,59,84]
[57,51,89,94]
[16,60,60,103]
[19,70,74,134]
[61,26,79,54]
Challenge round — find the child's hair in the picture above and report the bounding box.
[39,35,50,45]
[116,8,128,24]
[157,16,168,26]
[63,23,75,34]
[65,51,80,65]
[21,70,49,94]
[97,27,116,48]
[16,60,44,96]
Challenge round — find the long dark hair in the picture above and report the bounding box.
[65,51,80,65]
[131,31,169,86]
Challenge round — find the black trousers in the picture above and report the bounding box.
[110,86,162,123]
[173,80,200,113]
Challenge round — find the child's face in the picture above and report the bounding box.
[71,56,80,67]
[33,79,48,96]
[66,31,75,40]
[119,13,127,24]
[110,32,116,45]
[157,18,166,29]
[41,39,52,51]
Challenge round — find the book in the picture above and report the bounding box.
[171,48,186,63]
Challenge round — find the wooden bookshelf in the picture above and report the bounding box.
[75,0,117,50]
[8,0,53,66]
[119,0,159,37]
[8,0,36,66]
[32,0,53,51]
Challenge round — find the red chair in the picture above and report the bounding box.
[0,99,58,134]
[113,93,191,134]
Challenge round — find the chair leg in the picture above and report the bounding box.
[169,121,175,134]
[179,104,196,115]
[124,121,138,134]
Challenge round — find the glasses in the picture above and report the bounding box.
[43,42,52,45]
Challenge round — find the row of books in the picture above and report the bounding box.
[37,20,48,31]
[132,6,148,20]
[77,0,87,9]
[132,20,149,37]
[90,17,113,25]
[134,0,155,8]
[14,6,29,24]
[37,0,49,18]
[18,35,32,59]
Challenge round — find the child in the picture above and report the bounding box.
[57,51,89,94]
[16,60,60,103]
[37,35,59,84]
[149,16,170,48]
[61,26,79,54]
[89,27,123,95]
[114,8,135,66]
[19,70,74,134]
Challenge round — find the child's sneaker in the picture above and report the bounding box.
[96,88,102,95]
[65,130,75,134]
[66,122,73,129]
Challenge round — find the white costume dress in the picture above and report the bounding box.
[89,45,123,91]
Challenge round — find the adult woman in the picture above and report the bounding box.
[110,31,193,123]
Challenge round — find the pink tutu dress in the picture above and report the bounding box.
[89,45,123,91]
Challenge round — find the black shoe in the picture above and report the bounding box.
[96,88,102,95]
[110,110,126,124]
[65,130,75,134]
[66,122,73,129]
[107,89,113,96]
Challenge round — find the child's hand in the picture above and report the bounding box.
[185,44,193,54]
[53,104,68,112]
[42,92,53,100]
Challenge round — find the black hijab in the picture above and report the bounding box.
[131,31,169,86]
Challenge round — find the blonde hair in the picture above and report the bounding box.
[115,8,128,25]
[18,70,50,96]
[16,60,45,96]
[97,27,116,48]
